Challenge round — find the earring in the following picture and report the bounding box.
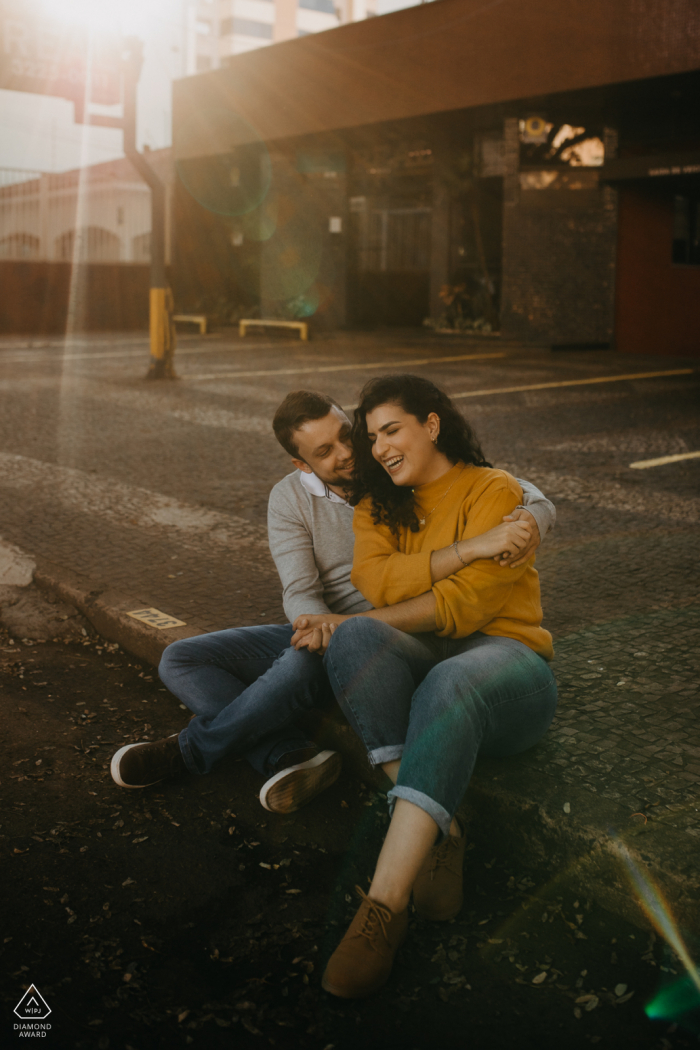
[432,434,438,444]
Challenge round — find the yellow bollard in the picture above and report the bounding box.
[147,287,177,379]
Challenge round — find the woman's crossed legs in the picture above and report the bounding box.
[321,618,557,995]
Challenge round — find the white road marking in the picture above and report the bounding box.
[629,451,700,470]
[0,341,285,364]
[0,452,272,557]
[0,336,151,350]
[186,352,506,382]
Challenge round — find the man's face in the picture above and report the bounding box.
[291,406,354,488]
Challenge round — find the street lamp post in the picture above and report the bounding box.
[122,39,176,379]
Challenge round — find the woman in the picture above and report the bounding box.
[301,374,557,999]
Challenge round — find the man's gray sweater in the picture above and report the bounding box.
[267,471,556,624]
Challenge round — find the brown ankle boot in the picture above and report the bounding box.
[321,886,408,998]
[412,822,467,921]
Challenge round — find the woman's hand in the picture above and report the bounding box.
[291,613,350,655]
[494,509,540,567]
[460,518,532,565]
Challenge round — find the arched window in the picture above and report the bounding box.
[56,226,122,262]
[0,233,40,259]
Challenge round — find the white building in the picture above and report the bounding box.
[186,0,379,73]
[0,149,173,265]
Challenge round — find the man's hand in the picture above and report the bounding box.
[291,613,350,655]
[294,622,336,655]
[494,508,540,567]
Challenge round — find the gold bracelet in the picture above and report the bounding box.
[452,540,468,567]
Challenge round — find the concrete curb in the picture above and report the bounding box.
[33,558,205,667]
[32,559,700,937]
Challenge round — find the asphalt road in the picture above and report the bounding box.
[0,329,697,636]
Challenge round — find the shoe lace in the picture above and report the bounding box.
[354,886,393,953]
[427,834,460,881]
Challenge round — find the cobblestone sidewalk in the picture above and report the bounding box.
[530,606,700,837]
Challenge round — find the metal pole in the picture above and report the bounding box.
[122,39,176,379]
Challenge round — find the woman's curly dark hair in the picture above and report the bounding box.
[349,374,492,534]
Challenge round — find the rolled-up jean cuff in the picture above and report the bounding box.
[368,744,404,768]
[178,728,202,776]
[388,785,452,839]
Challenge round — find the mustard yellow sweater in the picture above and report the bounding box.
[351,461,554,660]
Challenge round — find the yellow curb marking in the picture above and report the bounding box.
[447,368,695,400]
[629,450,700,470]
[127,608,186,630]
[187,352,506,382]
[341,368,696,410]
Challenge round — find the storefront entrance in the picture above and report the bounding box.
[348,202,431,327]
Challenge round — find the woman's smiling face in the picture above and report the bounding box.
[365,402,450,488]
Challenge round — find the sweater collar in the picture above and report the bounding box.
[299,470,351,507]
[412,461,469,511]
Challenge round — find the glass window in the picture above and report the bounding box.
[519,121,604,169]
[220,16,273,38]
[299,0,336,13]
[672,195,700,265]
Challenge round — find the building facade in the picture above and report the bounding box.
[171,0,700,354]
[186,0,379,73]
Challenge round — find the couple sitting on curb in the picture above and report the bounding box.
[110,373,557,1000]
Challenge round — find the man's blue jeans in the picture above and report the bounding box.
[324,619,557,837]
[159,625,333,777]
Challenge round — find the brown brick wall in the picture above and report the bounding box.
[0,261,152,334]
[499,192,618,345]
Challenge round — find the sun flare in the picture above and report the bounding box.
[37,0,175,38]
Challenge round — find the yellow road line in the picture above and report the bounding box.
[448,368,695,400]
[187,352,506,382]
[630,450,700,470]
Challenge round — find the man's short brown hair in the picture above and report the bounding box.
[272,390,342,459]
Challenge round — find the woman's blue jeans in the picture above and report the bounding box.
[324,619,558,837]
[159,625,334,777]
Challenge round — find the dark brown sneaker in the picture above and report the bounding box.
[110,735,186,788]
[412,821,467,921]
[259,749,342,814]
[321,886,408,998]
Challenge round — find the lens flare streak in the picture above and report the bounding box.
[612,839,700,1010]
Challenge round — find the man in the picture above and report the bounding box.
[110,390,555,812]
